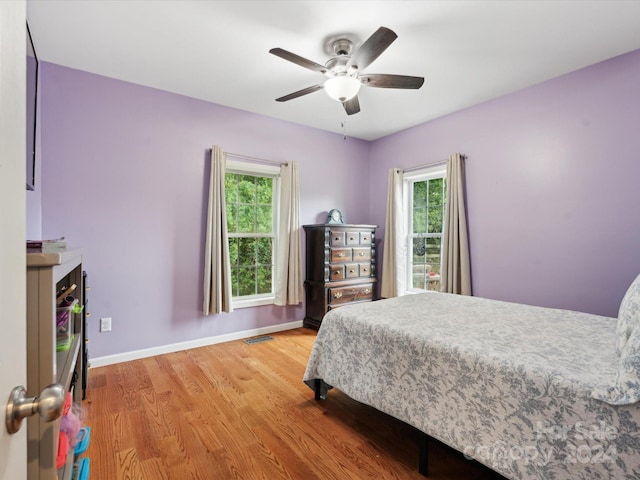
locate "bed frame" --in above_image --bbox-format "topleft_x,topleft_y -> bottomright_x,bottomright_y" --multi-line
312,378 -> 431,475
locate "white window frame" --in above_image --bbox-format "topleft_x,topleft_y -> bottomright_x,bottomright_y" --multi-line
403,164 -> 447,294
226,159 -> 281,308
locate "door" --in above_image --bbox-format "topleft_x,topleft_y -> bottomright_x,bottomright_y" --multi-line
0,0 -> 28,477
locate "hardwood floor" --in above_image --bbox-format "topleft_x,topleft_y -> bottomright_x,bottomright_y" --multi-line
83,328 -> 505,479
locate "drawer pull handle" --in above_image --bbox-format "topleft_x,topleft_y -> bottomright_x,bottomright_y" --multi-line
358,252 -> 365,256
333,292 -> 343,299
362,268 -> 368,272
349,237 -> 355,241
349,270 -> 355,274
337,252 -> 346,257
363,288 -> 371,294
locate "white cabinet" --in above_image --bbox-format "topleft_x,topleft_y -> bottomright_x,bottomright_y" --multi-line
26,249 -> 83,480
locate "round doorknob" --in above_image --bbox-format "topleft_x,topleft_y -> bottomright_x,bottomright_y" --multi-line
5,384 -> 65,434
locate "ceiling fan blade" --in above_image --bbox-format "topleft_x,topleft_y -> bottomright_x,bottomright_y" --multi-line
269,48 -> 328,75
275,84 -> 324,102
348,27 -> 397,71
360,74 -> 425,89
342,95 -> 360,115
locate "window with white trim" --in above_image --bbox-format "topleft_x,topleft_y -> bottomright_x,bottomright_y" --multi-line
405,165 -> 447,293
225,160 -> 280,307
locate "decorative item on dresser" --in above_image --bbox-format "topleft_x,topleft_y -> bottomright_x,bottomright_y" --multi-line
303,223 -> 377,328
326,208 -> 344,224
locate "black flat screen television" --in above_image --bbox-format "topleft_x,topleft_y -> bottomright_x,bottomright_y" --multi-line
26,22 -> 38,191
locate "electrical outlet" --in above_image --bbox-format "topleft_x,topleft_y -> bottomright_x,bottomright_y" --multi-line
100,317 -> 112,332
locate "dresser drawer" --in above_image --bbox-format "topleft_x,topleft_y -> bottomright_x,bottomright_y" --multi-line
331,248 -> 352,263
345,232 -> 360,245
352,247 -> 371,261
345,264 -> 359,278
358,263 -> 372,277
328,284 -> 374,306
329,230 -> 346,246
359,231 -> 373,245
330,265 -> 345,280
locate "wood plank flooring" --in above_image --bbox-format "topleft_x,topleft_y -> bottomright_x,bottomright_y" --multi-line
82,328 -> 506,479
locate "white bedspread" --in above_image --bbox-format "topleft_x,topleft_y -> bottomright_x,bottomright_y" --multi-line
303,293 -> 640,479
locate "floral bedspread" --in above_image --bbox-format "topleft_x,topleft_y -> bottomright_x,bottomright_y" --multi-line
303,293 -> 640,479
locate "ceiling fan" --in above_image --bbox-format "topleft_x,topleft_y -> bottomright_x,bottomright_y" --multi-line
269,26 -> 424,115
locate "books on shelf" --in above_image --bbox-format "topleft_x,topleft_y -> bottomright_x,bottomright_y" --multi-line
27,237 -> 67,253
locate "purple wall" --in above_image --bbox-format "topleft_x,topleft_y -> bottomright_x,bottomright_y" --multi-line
370,48 -> 640,317
34,48 -> 640,358
39,63 -> 370,357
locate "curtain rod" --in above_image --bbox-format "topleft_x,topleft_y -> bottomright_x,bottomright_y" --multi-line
226,151 -> 288,167
402,154 -> 467,173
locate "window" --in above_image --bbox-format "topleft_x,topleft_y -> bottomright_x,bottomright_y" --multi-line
405,165 -> 447,292
224,161 -> 280,307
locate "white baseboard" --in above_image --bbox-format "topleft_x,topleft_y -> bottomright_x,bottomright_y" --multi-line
90,320 -> 304,367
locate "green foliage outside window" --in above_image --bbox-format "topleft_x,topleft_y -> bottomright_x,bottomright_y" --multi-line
225,173 -> 275,298
411,176 -> 446,291
412,177 -> 445,234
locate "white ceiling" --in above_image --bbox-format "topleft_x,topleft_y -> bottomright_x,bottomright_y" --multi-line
27,0 -> 640,141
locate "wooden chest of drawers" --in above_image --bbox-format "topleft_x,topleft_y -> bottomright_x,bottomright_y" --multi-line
303,224 -> 377,328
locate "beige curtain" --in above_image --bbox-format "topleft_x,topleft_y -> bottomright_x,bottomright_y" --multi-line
275,160 -> 304,305
440,153 -> 471,295
203,145 -> 233,314
380,168 -> 406,298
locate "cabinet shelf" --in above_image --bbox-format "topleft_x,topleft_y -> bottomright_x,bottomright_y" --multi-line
27,249 -> 84,480
56,335 -> 81,391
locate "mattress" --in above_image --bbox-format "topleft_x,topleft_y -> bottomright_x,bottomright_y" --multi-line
303,292 -> 640,479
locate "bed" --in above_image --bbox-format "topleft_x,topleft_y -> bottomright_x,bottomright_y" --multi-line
303,275 -> 640,479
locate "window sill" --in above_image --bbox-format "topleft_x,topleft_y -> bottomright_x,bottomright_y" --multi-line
404,289 -> 438,295
232,295 -> 275,309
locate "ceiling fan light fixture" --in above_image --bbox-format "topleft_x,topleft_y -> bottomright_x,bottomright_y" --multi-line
324,75 -> 361,102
